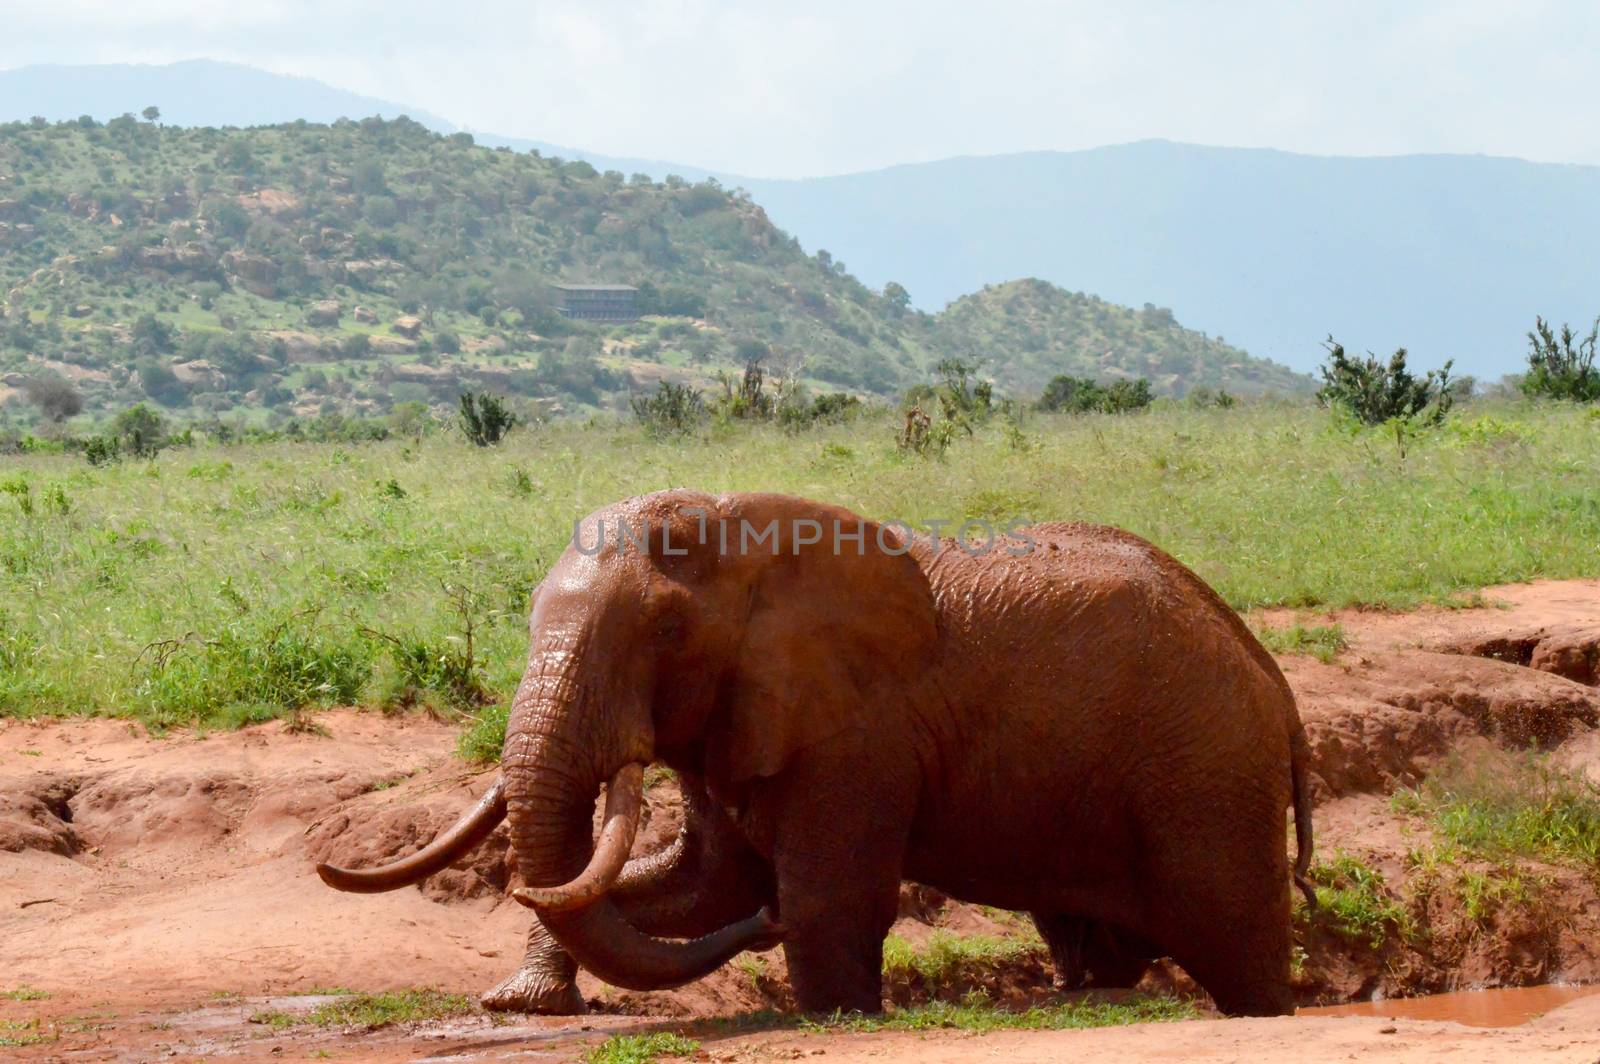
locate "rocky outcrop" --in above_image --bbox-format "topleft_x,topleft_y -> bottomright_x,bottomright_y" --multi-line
305,299 -> 342,327
221,250 -> 281,297
392,314 -> 423,339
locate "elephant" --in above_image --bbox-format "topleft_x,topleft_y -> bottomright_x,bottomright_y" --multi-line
318,490 -> 1315,1016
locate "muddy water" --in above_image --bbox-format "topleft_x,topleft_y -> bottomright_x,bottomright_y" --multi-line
1304,985 -> 1600,1027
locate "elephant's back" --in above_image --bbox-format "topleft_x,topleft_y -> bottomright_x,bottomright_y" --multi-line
914,520 -> 1297,787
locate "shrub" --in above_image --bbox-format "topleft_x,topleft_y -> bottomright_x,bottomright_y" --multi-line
113,403 -> 169,458
457,391 -> 516,446
1521,316 -> 1600,402
23,371 -> 83,421
1317,338 -> 1453,426
1101,378 -> 1153,414
1037,375 -> 1154,414
631,380 -> 705,435
712,359 -> 777,420
1038,375 -> 1104,414
1186,386 -> 1237,410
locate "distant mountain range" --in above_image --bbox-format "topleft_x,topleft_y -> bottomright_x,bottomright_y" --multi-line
5,59 -> 1598,380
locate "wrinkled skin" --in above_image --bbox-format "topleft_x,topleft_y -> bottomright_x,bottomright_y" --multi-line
325,490 -> 1314,1016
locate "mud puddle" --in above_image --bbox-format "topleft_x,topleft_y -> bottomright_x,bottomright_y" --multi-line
1305,985 -> 1600,1027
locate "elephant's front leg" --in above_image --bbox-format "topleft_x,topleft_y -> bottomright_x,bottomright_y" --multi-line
764,745 -> 916,1014
481,919 -> 586,1014
481,773 -> 774,1014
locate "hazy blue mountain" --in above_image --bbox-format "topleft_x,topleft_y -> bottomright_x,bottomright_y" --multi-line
737,142 -> 1600,379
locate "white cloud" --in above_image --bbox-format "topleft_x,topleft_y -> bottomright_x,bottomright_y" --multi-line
3,0 -> 1600,176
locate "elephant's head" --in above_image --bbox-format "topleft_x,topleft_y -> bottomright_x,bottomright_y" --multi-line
502,489 -> 938,989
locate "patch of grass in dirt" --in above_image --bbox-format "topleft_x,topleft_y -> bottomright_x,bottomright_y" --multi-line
806,991 -> 1198,1033
1392,750 -> 1600,867
1296,854 -> 1416,948
247,1008 -> 300,1031
586,1032 -> 700,1064
1456,867 -> 1547,924
0,1018 -> 55,1048
251,989 -> 474,1030
1405,845 -> 1551,926
881,931 -> 1048,997
308,989 -> 474,1028
1,986 -> 50,1001
1252,622 -> 1348,663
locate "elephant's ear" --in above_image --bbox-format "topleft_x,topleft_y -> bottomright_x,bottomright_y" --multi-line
708,494 -> 940,783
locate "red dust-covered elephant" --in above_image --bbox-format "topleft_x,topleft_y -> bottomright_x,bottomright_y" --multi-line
318,490 -> 1314,1015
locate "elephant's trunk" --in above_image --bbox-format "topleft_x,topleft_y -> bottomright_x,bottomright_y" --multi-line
512,762 -> 642,910
502,641 -> 781,990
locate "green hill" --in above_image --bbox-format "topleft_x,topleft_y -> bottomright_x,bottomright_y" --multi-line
928,279 -> 1307,396
0,116 -> 1307,424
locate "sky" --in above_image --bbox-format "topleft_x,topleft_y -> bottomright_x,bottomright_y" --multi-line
4,1 -> 1600,178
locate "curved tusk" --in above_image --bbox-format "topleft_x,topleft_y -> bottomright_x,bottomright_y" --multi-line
316,777 -> 507,893
513,762 -> 644,912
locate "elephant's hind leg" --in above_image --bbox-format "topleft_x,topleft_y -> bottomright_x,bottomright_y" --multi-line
1031,913 -> 1154,990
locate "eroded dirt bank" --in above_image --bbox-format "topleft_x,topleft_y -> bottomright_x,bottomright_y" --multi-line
4,578 -> 1600,1060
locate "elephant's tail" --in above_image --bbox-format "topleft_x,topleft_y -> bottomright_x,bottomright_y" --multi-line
316,776 -> 507,893
1290,725 -> 1317,910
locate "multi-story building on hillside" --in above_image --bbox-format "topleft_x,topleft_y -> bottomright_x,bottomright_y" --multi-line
552,284 -> 639,322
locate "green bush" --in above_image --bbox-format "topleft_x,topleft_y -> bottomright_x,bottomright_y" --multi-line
1037,375 -> 1154,414
631,380 -> 705,435
458,391 -> 517,446
113,403 -> 170,457
1522,316 -> 1600,402
1317,338 -> 1453,426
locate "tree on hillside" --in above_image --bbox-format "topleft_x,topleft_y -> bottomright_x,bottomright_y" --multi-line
885,281 -> 911,317
141,106 -> 161,123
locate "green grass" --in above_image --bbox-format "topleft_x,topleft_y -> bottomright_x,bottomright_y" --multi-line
881,931 -> 1047,996
1392,750 -> 1600,867
806,993 -> 1197,1032
1,986 -> 49,1001
1297,853 -> 1416,948
250,989 -> 474,1030
1253,622 -> 1348,663
2,402 -> 1598,730
586,1032 -> 700,1064
1456,866 -> 1545,924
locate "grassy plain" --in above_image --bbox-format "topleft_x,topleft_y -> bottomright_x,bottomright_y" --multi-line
1,401 -> 1597,728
